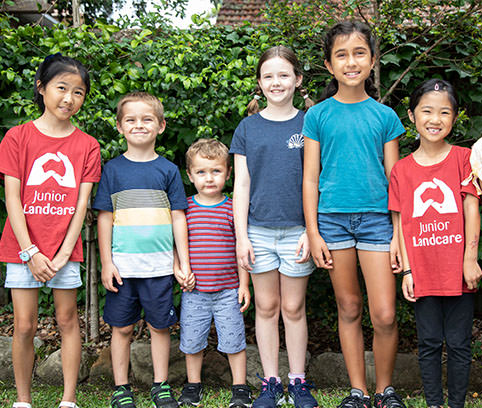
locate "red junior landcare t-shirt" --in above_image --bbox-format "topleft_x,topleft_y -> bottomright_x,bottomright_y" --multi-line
389,146 -> 477,297
0,121 -> 101,263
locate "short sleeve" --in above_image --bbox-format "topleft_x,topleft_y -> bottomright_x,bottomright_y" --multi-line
166,167 -> 188,210
81,139 -> 101,183
388,164 -> 401,212
0,128 -> 21,179
384,109 -> 405,144
229,120 -> 247,155
461,148 -> 478,198
302,107 -> 320,142
92,165 -> 113,212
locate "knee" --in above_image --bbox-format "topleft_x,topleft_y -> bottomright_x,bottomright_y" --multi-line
56,309 -> 79,333
281,299 -> 305,322
371,308 -> 397,332
14,318 -> 37,340
256,298 -> 280,320
336,296 -> 362,323
113,325 -> 135,338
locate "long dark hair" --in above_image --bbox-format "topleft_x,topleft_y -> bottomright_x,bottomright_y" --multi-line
320,21 -> 378,102
34,53 -> 90,112
409,79 -> 458,113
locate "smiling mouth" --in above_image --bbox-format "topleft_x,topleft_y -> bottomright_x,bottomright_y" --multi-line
427,127 -> 441,134
345,72 -> 360,77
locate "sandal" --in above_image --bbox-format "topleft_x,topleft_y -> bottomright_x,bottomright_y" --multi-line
58,403 -> 79,408
13,404 -> 32,408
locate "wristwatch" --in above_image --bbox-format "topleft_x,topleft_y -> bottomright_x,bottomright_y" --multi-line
18,244 -> 39,262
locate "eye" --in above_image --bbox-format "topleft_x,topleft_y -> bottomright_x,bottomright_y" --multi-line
75,90 -> 84,96
144,118 -> 153,122
196,170 -> 205,175
57,85 -> 66,91
126,118 -> 134,123
213,169 -> 221,174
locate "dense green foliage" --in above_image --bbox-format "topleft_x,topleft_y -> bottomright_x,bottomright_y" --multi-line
1,1 -> 482,339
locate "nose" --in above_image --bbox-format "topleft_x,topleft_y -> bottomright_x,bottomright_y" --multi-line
63,92 -> 72,104
206,172 -> 214,181
347,52 -> 356,66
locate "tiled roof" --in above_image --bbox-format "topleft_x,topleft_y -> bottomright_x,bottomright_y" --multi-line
216,0 -> 268,26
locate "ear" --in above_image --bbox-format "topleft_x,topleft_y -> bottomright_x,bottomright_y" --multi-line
187,169 -> 194,183
295,74 -> 303,89
407,109 -> 415,124
116,121 -> 124,135
226,165 -> 232,180
324,60 -> 334,76
453,113 -> 458,125
370,55 -> 376,70
158,119 -> 166,135
36,80 -> 44,95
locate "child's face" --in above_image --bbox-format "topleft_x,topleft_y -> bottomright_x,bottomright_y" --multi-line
38,73 -> 86,122
325,32 -> 374,91
258,56 -> 302,108
117,101 -> 166,150
187,154 -> 231,201
408,91 -> 457,144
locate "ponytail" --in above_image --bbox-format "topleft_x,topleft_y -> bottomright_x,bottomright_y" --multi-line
247,85 -> 262,116
299,87 -> 315,110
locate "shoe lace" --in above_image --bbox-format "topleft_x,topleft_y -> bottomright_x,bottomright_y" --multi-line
255,374 -> 277,398
380,392 -> 405,408
292,380 -> 315,398
339,395 -> 365,408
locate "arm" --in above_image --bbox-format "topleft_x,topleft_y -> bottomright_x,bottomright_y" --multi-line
172,209 -> 194,289
398,213 -> 416,302
463,194 -> 482,290
295,231 -> 311,263
51,182 -> 93,270
384,138 -> 402,274
232,154 -> 255,270
5,175 -> 56,282
237,264 -> 251,312
173,246 -> 195,291
302,137 -> 332,269
97,210 -> 122,292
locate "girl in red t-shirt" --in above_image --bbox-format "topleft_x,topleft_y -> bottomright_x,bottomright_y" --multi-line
0,54 -> 101,408
389,79 -> 481,408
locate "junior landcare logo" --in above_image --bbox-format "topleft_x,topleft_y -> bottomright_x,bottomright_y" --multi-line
23,152 -> 76,216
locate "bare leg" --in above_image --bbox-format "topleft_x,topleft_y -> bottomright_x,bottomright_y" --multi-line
251,270 -> 281,378
185,350 -> 203,383
227,350 -> 247,385
358,250 -> 398,393
329,248 -> 367,394
11,288 -> 39,403
280,274 -> 309,374
149,323 -> 170,383
53,288 -> 81,404
111,324 -> 135,385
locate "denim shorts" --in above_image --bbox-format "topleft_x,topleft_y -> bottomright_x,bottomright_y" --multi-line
5,261 -> 81,289
247,225 -> 315,277
103,276 -> 177,329
317,212 -> 392,252
180,288 -> 246,355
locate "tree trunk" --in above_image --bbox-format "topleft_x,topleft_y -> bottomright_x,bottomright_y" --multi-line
373,0 -> 381,100
72,0 -> 81,27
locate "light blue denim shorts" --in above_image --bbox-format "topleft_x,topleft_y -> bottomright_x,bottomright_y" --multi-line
317,212 -> 392,252
180,288 -> 246,355
5,261 -> 81,289
247,225 -> 315,277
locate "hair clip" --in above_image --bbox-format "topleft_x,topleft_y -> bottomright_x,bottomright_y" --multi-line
434,83 -> 440,91
44,52 -> 62,62
303,94 -> 309,100
254,95 -> 261,100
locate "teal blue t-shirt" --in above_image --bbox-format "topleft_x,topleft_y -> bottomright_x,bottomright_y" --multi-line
302,97 -> 405,213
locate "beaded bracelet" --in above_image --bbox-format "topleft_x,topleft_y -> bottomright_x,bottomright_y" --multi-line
401,269 -> 412,276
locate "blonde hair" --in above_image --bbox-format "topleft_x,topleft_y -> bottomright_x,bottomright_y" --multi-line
247,45 -> 315,116
186,138 -> 230,172
116,91 -> 164,123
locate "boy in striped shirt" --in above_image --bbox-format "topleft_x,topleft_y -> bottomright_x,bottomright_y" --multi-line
177,138 -> 251,407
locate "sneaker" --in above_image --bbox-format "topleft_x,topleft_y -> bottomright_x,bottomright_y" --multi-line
110,385 -> 136,408
230,384 -> 253,407
151,382 -> 178,408
252,376 -> 285,408
373,386 -> 406,408
178,382 -> 203,406
337,389 -> 371,408
288,378 -> 319,408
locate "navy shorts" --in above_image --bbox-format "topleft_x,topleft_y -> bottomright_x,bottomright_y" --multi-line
317,212 -> 392,252
103,275 -> 177,329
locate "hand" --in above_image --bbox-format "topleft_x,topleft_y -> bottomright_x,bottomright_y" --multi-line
51,250 -> 71,271
389,236 -> 402,274
295,231 -> 311,264
402,273 -> 416,302
463,258 -> 482,290
27,252 -> 57,282
101,262 -> 122,292
307,232 -> 333,269
238,285 -> 251,313
174,265 -> 195,292
236,237 -> 255,271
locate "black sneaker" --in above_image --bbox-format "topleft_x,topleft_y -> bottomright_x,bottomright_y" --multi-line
373,386 -> 406,408
230,384 -> 253,408
178,382 -> 203,406
151,382 -> 178,408
110,385 -> 136,408
337,389 -> 371,408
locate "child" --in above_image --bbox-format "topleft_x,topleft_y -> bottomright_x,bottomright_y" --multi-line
389,79 -> 481,408
93,92 -> 190,408
230,46 -> 319,408
302,21 -> 406,408
177,138 -> 252,408
0,54 -> 101,408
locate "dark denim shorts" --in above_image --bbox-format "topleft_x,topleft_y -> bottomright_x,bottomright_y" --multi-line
317,212 -> 392,252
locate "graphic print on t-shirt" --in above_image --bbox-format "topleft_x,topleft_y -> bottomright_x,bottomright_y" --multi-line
286,133 -> 304,149
23,151 -> 76,216
412,177 -> 457,218
26,151 -> 76,188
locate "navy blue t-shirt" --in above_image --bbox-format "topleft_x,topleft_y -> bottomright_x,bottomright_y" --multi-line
230,111 -> 305,227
